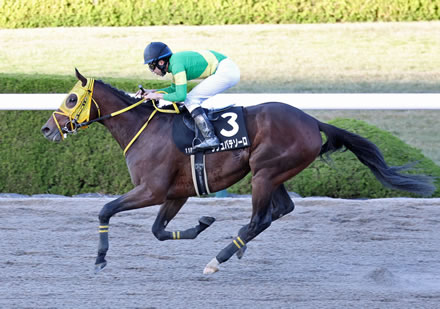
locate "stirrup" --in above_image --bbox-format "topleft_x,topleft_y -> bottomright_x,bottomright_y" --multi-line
194,137 -> 220,150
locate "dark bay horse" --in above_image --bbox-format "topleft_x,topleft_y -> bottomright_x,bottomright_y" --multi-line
41,69 -> 435,274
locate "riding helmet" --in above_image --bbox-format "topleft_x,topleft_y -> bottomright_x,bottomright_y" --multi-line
143,42 -> 173,64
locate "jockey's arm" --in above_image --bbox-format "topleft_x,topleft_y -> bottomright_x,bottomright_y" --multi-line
161,71 -> 188,102
157,84 -> 175,95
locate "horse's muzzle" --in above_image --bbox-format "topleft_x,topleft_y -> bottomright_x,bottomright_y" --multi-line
41,124 -> 62,142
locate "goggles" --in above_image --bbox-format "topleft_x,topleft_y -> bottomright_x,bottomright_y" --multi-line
148,61 -> 157,71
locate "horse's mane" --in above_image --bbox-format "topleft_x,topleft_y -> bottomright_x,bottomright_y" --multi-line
96,80 -> 153,112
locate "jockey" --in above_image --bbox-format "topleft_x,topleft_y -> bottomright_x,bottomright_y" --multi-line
138,42 -> 240,150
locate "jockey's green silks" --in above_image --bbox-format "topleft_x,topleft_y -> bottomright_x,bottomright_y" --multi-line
158,50 -> 227,102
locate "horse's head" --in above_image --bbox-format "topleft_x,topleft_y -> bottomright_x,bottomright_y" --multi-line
41,69 -> 101,142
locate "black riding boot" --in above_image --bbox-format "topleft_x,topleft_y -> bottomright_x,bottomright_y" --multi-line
191,107 -> 220,150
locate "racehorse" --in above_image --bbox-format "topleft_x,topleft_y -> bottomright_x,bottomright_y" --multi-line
41,69 -> 435,274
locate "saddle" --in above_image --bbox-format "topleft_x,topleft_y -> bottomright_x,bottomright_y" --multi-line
172,104 -> 250,155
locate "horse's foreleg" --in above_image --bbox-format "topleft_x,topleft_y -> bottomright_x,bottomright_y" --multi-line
204,176 -> 274,274
95,185 -> 165,274
151,198 -> 215,241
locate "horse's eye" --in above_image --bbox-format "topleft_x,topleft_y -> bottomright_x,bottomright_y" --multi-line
66,95 -> 78,108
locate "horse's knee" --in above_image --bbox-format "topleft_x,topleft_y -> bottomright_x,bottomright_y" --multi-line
98,200 -> 122,223
98,208 -> 111,224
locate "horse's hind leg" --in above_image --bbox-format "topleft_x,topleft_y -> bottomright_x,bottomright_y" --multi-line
151,198 -> 215,241
204,175 -> 275,274
270,183 -> 295,220
235,184 -> 294,259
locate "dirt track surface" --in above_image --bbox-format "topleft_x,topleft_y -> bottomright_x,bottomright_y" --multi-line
1,197 -> 439,309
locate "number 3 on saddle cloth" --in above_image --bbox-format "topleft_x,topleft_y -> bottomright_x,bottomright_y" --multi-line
172,105 -> 251,196
172,105 -> 250,155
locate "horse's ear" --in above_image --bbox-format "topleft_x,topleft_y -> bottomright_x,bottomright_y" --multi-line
75,68 -> 87,87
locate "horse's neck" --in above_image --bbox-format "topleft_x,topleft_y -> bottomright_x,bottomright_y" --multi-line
94,87 -> 151,151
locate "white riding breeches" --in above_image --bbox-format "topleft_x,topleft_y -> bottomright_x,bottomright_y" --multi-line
184,58 -> 240,113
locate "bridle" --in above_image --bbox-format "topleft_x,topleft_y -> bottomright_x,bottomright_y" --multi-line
52,78 -> 101,139
53,78 -> 180,155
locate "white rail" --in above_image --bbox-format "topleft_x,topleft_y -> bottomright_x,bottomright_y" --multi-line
0,93 -> 439,110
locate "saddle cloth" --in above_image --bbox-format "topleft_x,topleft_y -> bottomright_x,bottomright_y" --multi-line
172,106 -> 250,155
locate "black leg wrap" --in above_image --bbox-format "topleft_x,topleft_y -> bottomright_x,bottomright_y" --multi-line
95,252 -> 107,265
170,217 -> 215,240
153,216 -> 215,241
172,228 -> 198,240
199,216 -> 215,230
98,232 -> 109,250
95,221 -> 110,274
236,245 -> 247,260
96,225 -> 109,264
216,237 -> 246,263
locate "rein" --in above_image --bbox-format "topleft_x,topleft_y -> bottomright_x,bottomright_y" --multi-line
122,96 -> 181,156
55,80 -> 180,156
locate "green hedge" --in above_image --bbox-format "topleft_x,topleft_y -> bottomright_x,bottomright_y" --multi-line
0,73 -> 174,94
0,73 -> 192,196
0,110 -> 133,196
1,0 -> 439,28
1,112 -> 438,197
1,74 -> 439,197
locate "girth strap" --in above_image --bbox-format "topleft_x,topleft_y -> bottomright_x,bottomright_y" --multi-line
190,153 -> 211,196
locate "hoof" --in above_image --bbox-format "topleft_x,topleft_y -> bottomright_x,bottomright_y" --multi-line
94,261 -> 107,274
203,257 -> 220,275
236,245 -> 247,260
199,216 -> 216,227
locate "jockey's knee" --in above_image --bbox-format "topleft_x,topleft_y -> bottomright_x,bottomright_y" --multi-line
184,97 -> 202,114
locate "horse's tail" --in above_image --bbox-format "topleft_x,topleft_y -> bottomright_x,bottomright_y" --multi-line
317,121 -> 436,197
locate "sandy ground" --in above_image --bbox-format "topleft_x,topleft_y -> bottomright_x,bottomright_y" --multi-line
0,196 -> 439,309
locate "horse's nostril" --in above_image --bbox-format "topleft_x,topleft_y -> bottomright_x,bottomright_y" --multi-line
41,126 -> 50,135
